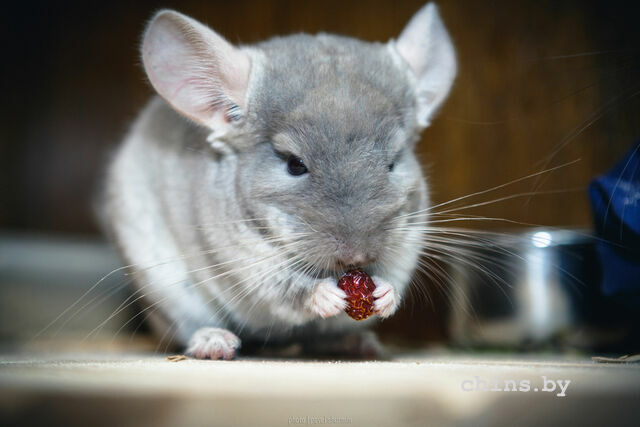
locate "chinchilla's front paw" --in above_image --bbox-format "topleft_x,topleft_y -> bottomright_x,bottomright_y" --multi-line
186,327 -> 241,360
305,278 -> 347,318
372,276 -> 400,318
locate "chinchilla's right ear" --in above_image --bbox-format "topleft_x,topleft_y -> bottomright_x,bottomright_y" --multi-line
141,10 -> 250,136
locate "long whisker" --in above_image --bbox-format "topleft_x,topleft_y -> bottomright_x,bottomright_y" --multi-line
393,159 -> 581,222
49,232 -> 312,338
87,239 -> 309,340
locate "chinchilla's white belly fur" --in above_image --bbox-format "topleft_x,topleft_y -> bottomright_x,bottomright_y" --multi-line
104,98 -> 370,346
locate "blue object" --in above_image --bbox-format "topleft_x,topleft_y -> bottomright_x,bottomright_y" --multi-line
589,142 -> 640,296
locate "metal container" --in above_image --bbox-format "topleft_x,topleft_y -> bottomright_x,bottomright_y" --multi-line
447,228 -> 599,347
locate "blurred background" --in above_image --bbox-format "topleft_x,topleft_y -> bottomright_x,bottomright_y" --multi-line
1,0 -> 639,353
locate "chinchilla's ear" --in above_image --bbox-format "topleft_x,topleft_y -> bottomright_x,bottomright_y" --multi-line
393,3 -> 456,127
141,10 -> 250,134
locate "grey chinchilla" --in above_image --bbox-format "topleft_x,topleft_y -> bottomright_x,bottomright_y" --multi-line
102,3 -> 456,359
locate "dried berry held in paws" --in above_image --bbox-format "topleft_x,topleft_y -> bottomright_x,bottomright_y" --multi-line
337,269 -> 377,321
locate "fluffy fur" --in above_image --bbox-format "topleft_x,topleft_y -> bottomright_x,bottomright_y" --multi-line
103,3 -> 456,358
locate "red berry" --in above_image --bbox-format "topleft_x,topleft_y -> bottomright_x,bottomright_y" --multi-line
337,269 -> 376,321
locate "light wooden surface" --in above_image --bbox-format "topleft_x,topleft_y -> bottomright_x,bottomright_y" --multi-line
1,350 -> 639,426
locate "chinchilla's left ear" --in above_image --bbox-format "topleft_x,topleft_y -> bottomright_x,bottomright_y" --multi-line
141,10 -> 250,135
393,3 -> 457,127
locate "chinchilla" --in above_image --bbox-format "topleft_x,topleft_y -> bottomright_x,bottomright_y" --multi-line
102,3 -> 456,359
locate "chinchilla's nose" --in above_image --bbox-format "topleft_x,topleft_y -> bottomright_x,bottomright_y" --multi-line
340,253 -> 366,266
334,249 -> 373,269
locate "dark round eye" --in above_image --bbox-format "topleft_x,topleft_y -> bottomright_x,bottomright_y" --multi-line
388,162 -> 395,172
287,155 -> 308,176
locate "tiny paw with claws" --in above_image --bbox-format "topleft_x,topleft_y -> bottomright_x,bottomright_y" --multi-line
306,278 -> 347,318
372,277 -> 400,318
186,327 -> 241,360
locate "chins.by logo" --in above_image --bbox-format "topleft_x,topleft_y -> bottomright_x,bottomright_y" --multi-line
461,376 -> 571,397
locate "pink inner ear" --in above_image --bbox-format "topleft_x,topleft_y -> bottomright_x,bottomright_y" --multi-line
396,37 -> 427,79
216,45 -> 251,110
395,4 -> 436,78
142,10 -> 250,129
394,4 -> 456,127
170,78 -> 196,102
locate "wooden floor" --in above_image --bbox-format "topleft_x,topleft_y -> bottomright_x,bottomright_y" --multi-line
1,349 -> 639,427
1,235 -> 639,426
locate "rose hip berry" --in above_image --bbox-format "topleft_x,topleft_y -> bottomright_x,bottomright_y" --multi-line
337,269 -> 376,321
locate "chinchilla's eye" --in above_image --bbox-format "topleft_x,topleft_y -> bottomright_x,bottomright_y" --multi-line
287,155 -> 308,176
389,151 -> 403,172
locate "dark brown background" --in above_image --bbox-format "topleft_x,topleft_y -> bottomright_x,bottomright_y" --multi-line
1,1 -> 639,343
2,0 -> 639,234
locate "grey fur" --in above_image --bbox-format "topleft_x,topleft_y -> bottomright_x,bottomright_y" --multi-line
102,3 -> 455,351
